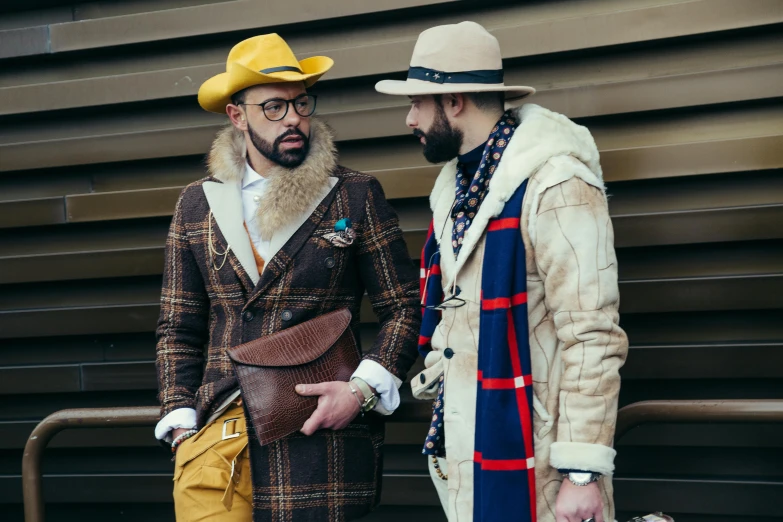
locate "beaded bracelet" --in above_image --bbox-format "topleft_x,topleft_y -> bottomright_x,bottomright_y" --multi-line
171,429 -> 198,455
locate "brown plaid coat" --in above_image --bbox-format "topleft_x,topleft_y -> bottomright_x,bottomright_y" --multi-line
155,120 -> 421,521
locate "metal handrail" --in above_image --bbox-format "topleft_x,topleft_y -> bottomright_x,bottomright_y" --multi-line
22,399 -> 783,521
22,406 -> 160,522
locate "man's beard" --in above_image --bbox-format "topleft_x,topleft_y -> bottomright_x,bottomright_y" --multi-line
413,104 -> 463,164
248,124 -> 310,168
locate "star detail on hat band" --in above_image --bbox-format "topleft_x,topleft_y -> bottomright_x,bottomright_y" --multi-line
408,66 -> 504,85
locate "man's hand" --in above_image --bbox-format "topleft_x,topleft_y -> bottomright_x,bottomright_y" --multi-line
296,381 -> 361,436
555,479 -> 604,522
171,427 -> 190,441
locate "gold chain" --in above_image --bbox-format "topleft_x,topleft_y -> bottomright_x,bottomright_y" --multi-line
207,210 -> 231,271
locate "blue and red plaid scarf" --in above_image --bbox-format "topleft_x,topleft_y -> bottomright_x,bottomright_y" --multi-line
419,127 -> 536,521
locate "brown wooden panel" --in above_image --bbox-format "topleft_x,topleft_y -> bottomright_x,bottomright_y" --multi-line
6,52 -> 781,120
0,167 -> 91,201
620,274 -> 783,313
0,124 -> 217,172
619,379 -> 783,407
80,361 -> 156,392
0,423 -> 164,450
0,276 -> 161,310
3,0 -> 778,102
0,196 -> 64,228
0,364 -> 79,394
0,337 -> 101,366
0,333 -> 153,366
621,309 -> 783,345
0,305 -> 159,339
102,333 -> 157,361
616,240 -> 783,280
48,0 -> 464,53
602,134 -> 783,182
0,26 -> 49,59
613,204 -> 783,248
0,390 -> 159,421
537,62 -> 783,118
616,446 -> 783,479
0,246 -> 164,285
618,423 -> 783,449
0,0 -> 74,14
607,169 -> 783,215
614,478 -> 782,517
622,343 -> 783,379
89,156 -> 206,193
0,219 -> 168,258
66,187 -> 182,222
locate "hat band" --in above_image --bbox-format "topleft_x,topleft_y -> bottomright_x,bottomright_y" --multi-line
407,66 -> 504,85
260,66 -> 304,74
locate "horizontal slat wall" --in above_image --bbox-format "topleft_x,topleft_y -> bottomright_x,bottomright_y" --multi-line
0,0 -> 782,520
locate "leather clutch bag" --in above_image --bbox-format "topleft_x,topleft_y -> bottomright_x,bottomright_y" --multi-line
227,308 -> 360,446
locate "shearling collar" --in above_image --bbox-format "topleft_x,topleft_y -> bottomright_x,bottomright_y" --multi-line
206,118 -> 338,237
429,104 -> 604,282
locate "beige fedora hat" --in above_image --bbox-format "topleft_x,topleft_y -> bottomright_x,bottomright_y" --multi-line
375,21 -> 534,101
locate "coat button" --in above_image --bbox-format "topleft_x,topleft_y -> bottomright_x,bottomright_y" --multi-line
444,348 -> 454,359
325,257 -> 335,269
281,310 -> 293,321
243,310 -> 255,322
420,374 -> 426,384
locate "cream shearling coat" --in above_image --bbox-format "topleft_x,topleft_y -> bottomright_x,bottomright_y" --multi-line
411,104 -> 629,522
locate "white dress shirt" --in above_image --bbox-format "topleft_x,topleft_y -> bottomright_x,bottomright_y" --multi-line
155,162 -> 402,441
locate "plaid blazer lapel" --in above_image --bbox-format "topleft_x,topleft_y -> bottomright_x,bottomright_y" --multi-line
202,179 -> 259,291
247,178 -> 341,303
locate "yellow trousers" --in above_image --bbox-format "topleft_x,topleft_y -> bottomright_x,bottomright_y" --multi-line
173,402 -> 252,521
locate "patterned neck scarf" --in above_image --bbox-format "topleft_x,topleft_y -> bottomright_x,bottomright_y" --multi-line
451,110 -> 518,257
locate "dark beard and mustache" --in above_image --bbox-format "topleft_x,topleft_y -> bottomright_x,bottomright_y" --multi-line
413,103 -> 463,164
247,124 -> 310,168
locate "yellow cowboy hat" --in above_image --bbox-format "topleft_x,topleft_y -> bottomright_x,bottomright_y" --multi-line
198,33 -> 333,114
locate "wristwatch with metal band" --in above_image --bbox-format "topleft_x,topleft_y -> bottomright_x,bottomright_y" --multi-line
565,471 -> 600,486
351,377 -> 379,413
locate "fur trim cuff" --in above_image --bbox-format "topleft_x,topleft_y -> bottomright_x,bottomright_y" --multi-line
549,441 -> 616,476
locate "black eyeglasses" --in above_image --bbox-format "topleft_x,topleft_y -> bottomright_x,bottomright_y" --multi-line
239,94 -> 317,122
425,286 -> 466,310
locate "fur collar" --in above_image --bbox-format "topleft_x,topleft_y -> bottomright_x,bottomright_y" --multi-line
430,104 -> 604,283
206,118 -> 337,237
